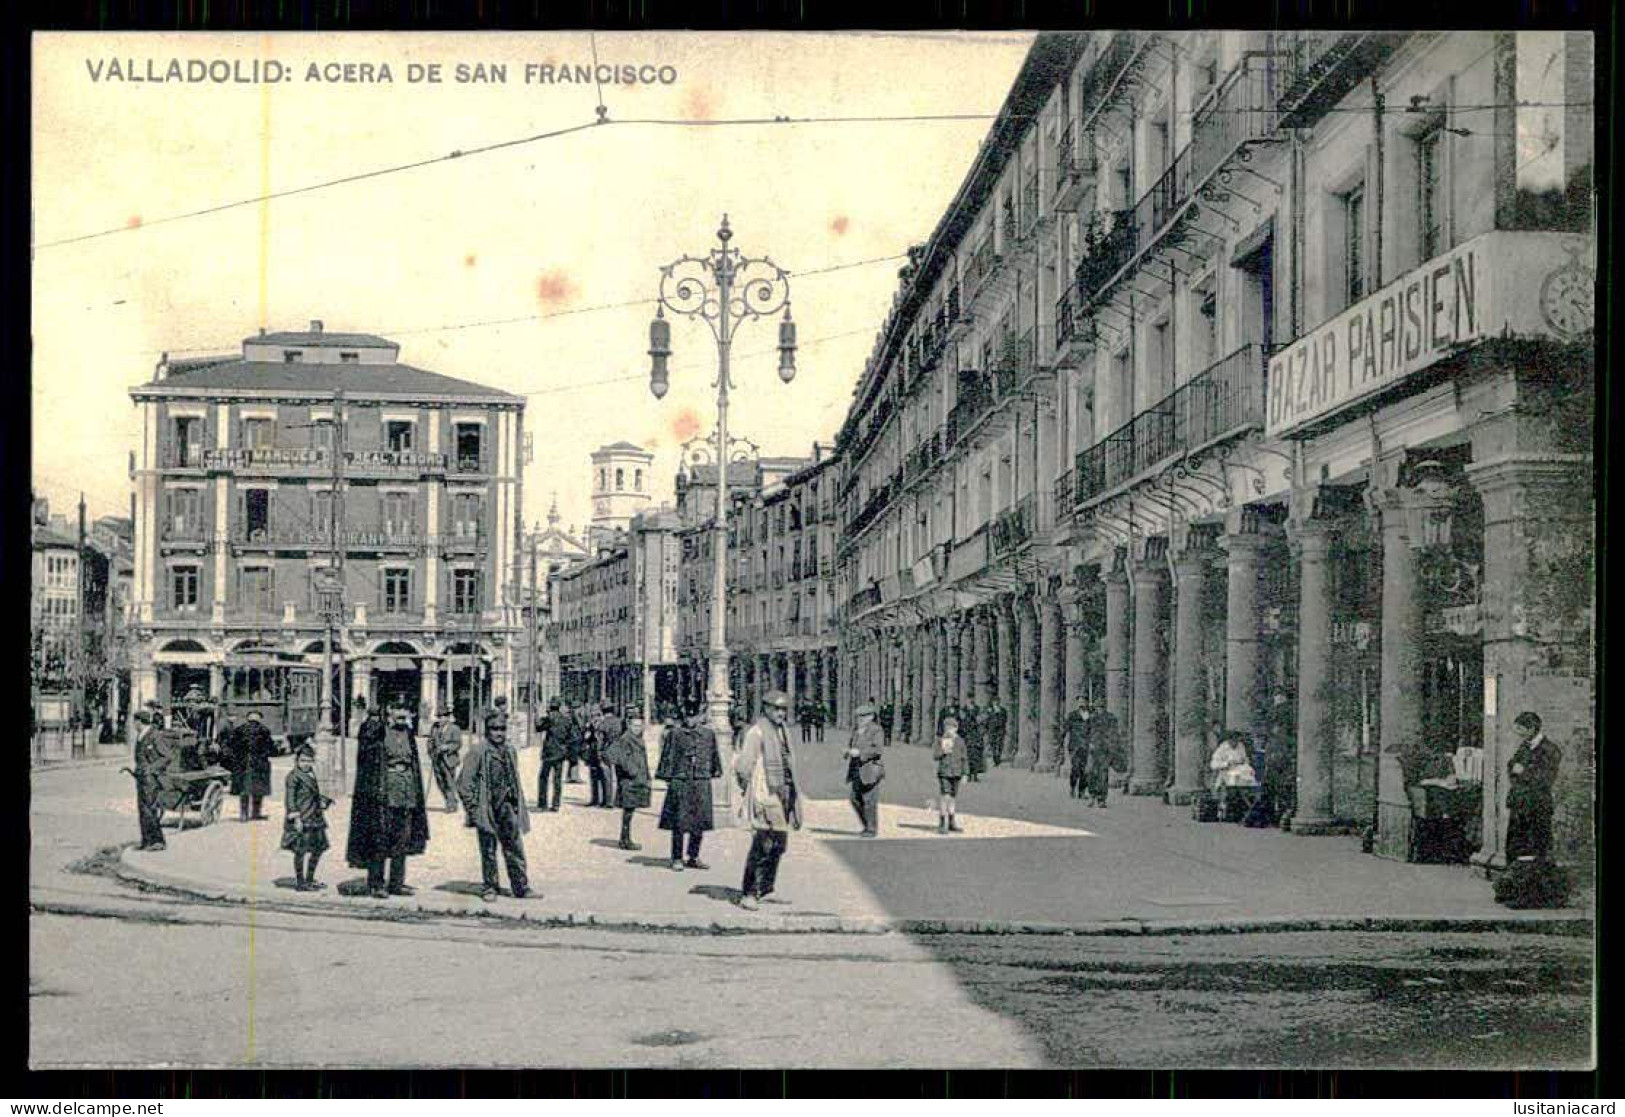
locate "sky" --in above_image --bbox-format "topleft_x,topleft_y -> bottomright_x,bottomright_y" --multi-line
31,30 -> 1035,534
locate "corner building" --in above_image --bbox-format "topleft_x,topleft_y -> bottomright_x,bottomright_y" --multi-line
835,31 -> 1594,871
127,322 -> 527,730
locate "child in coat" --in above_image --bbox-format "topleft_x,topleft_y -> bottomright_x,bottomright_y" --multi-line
282,744 -> 334,891
936,715 -> 968,834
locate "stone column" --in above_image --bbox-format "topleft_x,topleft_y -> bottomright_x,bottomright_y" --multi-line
988,598 -> 1014,754
944,621 -> 962,712
1017,595 -> 1041,767
973,611 -> 994,705
1169,546 -> 1212,805
1289,519 -> 1338,833
1061,587 -> 1088,714
1038,595 -> 1064,770
1370,485 -> 1429,858
936,622 -> 953,721
917,623 -> 935,742
1468,454 -> 1593,871
1128,552 -> 1169,794
786,651 -> 798,721
1224,527 -> 1268,737
1103,562 -> 1131,727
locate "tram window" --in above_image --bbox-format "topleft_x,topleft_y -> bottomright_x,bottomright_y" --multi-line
266,671 -> 283,701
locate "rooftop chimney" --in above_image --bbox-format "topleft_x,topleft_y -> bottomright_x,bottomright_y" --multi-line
259,326 -> 267,337
310,319 -> 323,334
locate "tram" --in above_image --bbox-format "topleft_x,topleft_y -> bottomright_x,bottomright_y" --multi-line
218,651 -> 322,754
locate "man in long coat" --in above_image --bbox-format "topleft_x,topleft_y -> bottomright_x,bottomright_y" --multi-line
845,702 -> 885,836
1063,696 -> 1091,799
735,690 -> 802,911
1507,711 -> 1563,861
457,709 -> 531,902
347,700 -> 431,898
603,705 -> 653,851
985,701 -> 1009,767
656,708 -> 721,870
963,704 -> 986,781
1083,700 -> 1121,807
232,710 -> 275,821
589,702 -> 623,809
534,700 -> 567,811
426,704 -> 462,813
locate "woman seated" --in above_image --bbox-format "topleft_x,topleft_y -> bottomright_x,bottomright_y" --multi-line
1208,731 -> 1259,820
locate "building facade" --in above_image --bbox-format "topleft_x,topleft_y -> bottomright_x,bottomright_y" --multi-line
551,508 -> 682,713
512,496 -> 592,713
834,31 -> 1594,871
127,321 -> 527,731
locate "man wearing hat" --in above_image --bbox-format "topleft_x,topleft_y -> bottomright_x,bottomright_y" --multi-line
845,703 -> 886,837
130,703 -> 172,851
534,699 -> 567,811
457,708 -> 531,902
589,701 -> 622,809
426,704 -> 463,813
603,704 -> 653,850
347,699 -> 431,899
656,706 -> 721,871
233,709 -> 276,821
734,690 -> 802,911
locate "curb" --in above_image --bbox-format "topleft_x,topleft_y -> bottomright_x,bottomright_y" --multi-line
112,848 -> 1593,938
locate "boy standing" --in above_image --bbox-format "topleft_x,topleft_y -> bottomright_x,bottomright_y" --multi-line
281,744 -> 334,891
935,714 -> 967,834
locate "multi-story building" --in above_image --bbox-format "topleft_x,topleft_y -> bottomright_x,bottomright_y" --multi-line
726,446 -> 844,721
31,506 -> 82,729
551,508 -> 682,712
127,321 -> 527,730
835,31 -> 1594,872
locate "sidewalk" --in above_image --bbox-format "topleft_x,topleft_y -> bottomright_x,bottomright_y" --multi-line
116,728 -> 1592,935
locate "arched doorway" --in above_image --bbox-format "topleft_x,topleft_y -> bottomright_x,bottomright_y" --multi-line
155,639 -> 211,705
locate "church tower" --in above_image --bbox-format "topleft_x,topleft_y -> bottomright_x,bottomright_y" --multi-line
588,441 -> 654,550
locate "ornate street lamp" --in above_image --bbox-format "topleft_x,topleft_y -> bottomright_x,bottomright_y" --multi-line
648,215 -> 795,815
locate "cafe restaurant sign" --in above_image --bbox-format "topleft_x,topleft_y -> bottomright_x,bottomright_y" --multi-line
1266,232 -> 1590,438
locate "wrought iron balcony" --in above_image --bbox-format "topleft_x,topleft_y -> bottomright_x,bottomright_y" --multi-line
1277,32 -> 1403,130
848,583 -> 882,616
989,493 -> 1036,559
963,235 -> 1001,302
1020,169 -> 1041,240
160,521 -> 212,547
1053,121 -> 1098,212
944,370 -> 994,452
158,442 -> 210,470
1072,343 -> 1267,507
1052,470 -> 1075,521
903,428 -> 945,485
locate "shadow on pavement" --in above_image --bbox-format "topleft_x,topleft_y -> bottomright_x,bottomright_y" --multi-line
435,880 -> 488,897
688,884 -> 740,905
626,855 -> 676,870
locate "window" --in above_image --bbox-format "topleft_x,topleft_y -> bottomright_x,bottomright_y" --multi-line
383,568 -> 411,613
171,566 -> 199,611
240,565 -> 276,614
339,352 -> 360,364
1345,184 -> 1367,306
311,419 -> 335,451
452,492 -> 483,537
1150,319 -> 1173,402
382,492 -> 415,535
172,417 -> 202,466
1112,347 -> 1134,431
386,420 -> 414,452
635,468 -> 644,491
167,487 -> 202,535
243,488 -> 270,540
455,424 -> 483,470
311,491 -> 334,538
241,418 -> 273,450
616,468 -> 625,490
599,469 -> 607,490
283,350 -> 303,363
1418,126 -> 1445,260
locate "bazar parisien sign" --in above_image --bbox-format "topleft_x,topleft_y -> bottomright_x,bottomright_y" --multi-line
1265,232 -> 1588,438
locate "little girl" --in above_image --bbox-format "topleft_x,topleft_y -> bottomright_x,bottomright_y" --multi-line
282,744 -> 334,891
936,714 -> 967,834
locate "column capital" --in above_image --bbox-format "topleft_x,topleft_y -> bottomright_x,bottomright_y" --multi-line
1287,516 -> 1338,560
1130,557 -> 1170,587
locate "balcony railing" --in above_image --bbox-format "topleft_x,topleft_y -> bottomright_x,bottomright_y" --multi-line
160,522 -> 211,546
1053,121 -> 1098,212
452,451 -> 491,474
990,493 -> 1036,558
1020,170 -> 1041,239
1052,469 -> 1075,521
849,584 -> 882,615
1072,343 -> 1267,507
158,442 -> 209,469
964,236 -> 1001,300
945,285 -> 963,327
1277,33 -> 1401,130
944,371 -> 994,451
903,428 -> 945,485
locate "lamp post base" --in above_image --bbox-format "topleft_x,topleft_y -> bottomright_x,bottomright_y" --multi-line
708,654 -> 738,827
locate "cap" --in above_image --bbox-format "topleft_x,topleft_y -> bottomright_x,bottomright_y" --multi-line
624,704 -> 642,719
494,696 -> 509,707
438,704 -> 453,715
854,702 -> 876,717
764,690 -> 790,711
601,701 -> 615,713
484,711 -> 510,730
294,743 -> 318,760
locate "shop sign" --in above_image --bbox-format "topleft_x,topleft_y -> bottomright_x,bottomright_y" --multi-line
1266,232 -> 1591,438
